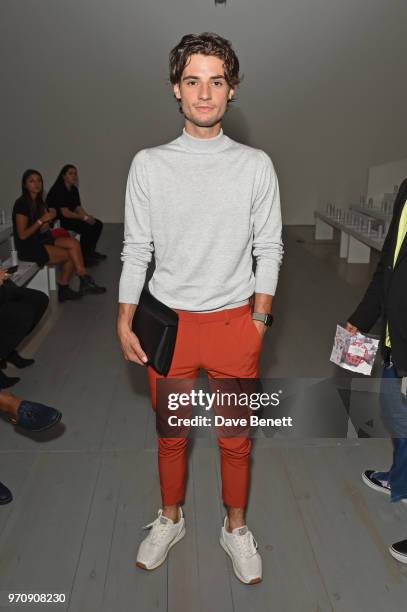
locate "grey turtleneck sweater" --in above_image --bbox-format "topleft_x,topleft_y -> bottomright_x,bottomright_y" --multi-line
119,128 -> 283,311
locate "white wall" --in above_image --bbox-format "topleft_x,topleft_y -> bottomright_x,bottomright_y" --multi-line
367,158 -> 407,207
1,0 -> 407,224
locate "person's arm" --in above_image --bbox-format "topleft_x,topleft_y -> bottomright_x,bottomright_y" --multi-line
252,293 -> 273,337
347,179 -> 407,333
251,152 -> 284,336
76,205 -> 95,224
117,303 -> 147,364
117,150 -> 154,363
60,205 -> 85,220
15,211 -> 54,241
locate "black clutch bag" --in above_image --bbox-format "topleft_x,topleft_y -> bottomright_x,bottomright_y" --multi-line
132,289 -> 179,375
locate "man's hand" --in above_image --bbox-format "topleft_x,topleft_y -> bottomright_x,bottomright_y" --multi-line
252,319 -> 267,340
117,323 -> 148,365
345,322 -> 359,335
117,303 -> 148,365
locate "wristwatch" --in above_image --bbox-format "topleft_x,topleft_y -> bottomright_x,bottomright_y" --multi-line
252,312 -> 274,327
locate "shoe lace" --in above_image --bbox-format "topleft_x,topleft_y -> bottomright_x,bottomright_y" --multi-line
142,514 -> 172,546
234,530 -> 258,558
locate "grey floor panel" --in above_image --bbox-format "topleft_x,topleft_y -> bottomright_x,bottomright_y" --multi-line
167,455 -> 200,612
283,445 -> 407,611
101,362 -> 153,452
180,446 -> 234,612
0,451 -> 37,535
98,450 -> 166,612
0,451 -> 101,604
67,451 -> 128,612
230,447 -> 333,612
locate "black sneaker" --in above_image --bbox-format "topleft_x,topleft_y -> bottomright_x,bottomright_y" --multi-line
58,284 -> 82,303
79,274 -> 106,295
362,470 -> 391,496
389,539 -> 407,564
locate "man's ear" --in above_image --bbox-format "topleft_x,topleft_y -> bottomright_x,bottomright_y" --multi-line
228,87 -> 235,101
173,83 -> 181,101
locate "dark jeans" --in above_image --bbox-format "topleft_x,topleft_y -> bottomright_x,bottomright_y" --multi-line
0,281 -> 49,361
60,218 -> 103,256
374,365 -> 407,502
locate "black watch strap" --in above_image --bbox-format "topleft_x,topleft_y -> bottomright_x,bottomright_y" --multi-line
252,312 -> 274,327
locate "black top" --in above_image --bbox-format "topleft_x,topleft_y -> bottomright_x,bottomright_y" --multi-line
46,181 -> 81,216
12,196 -> 53,255
348,178 -> 407,375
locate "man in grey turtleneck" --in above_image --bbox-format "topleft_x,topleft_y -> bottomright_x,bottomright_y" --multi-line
117,32 -> 283,585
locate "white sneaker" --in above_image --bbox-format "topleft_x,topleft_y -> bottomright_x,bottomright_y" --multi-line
136,507 -> 185,570
220,516 -> 262,584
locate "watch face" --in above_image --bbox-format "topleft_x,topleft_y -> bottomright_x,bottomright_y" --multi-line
265,314 -> 274,327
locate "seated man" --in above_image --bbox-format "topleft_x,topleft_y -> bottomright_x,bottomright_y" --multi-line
0,268 -> 49,388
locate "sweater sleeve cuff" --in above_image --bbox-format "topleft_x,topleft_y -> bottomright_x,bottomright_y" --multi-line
118,265 -> 145,304
254,265 -> 279,296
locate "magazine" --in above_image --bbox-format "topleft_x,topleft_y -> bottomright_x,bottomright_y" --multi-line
330,325 -> 379,375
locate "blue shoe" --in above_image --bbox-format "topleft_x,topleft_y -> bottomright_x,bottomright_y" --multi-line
12,401 -> 62,432
0,481 -> 12,505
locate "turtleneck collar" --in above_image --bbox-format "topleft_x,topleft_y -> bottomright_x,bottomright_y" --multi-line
178,127 -> 230,154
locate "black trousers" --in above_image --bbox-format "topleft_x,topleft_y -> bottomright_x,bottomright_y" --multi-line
60,218 -> 103,256
0,282 -> 49,359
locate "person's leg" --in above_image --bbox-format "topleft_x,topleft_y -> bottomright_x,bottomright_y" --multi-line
53,236 -> 106,294
376,365 -> 407,502
87,219 -> 103,254
54,236 -> 86,276
0,284 -> 49,367
202,305 -> 262,584
0,301 -> 38,360
147,315 -> 200,520
203,306 -> 261,529
6,284 -> 49,335
136,315 -> 199,571
44,245 -> 74,285
61,218 -> 100,258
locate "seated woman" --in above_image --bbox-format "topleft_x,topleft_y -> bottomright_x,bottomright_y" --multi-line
46,164 -> 106,266
12,169 -> 106,302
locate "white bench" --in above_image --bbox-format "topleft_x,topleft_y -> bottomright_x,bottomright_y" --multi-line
314,210 -> 385,264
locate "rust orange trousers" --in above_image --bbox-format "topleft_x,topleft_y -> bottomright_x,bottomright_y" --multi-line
147,304 -> 261,508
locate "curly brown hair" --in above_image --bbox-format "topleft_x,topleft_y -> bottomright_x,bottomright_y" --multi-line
169,32 -> 241,88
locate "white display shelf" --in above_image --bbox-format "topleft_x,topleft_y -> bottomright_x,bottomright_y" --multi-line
349,204 -> 391,222
314,211 -> 385,264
